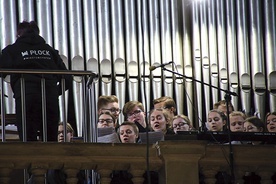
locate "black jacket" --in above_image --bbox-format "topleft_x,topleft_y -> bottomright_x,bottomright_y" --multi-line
0,32 -> 72,98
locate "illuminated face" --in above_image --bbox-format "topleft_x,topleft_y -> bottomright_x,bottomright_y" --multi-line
57,125 -> 73,142
154,101 -> 166,109
99,102 -> 121,121
172,117 -> 190,134
150,110 -> 168,132
154,102 -> 174,119
218,105 -> 233,115
244,122 -> 261,132
230,115 -> 244,132
119,125 -> 138,143
97,114 -> 115,128
206,112 -> 225,131
266,114 -> 276,132
127,106 -> 146,128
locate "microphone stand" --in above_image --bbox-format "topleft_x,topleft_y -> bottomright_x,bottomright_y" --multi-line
161,66 -> 237,183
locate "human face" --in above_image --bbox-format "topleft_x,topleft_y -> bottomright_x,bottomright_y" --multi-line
99,102 -> 121,120
119,125 -> 138,143
150,110 -> 168,132
57,125 -> 73,142
154,102 -> 174,119
206,112 -> 225,131
172,117 -> 190,134
218,105 -> 233,115
244,122 -> 261,132
266,114 -> 276,132
230,115 -> 244,132
127,106 -> 146,128
97,114 -> 115,128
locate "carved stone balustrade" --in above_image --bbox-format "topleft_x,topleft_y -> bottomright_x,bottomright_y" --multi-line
0,141 -> 275,184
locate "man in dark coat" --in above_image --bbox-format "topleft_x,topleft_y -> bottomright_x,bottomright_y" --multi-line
0,21 -> 72,141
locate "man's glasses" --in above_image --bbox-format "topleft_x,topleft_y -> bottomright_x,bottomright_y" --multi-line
101,108 -> 122,114
128,109 -> 142,118
172,122 -> 189,129
98,119 -> 114,124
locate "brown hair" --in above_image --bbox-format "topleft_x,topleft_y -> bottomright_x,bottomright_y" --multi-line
208,109 -> 227,122
172,114 -> 192,126
265,112 -> 276,131
213,100 -> 235,111
97,95 -> 118,111
153,96 -> 176,115
117,121 -> 139,136
98,111 -> 116,123
123,101 -> 145,117
229,111 -> 246,120
244,116 -> 265,132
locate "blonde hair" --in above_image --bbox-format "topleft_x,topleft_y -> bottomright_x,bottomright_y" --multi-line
172,114 -> 192,126
58,122 -> 75,136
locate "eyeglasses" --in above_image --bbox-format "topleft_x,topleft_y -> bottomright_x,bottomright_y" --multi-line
98,119 -> 114,124
172,122 -> 189,129
128,109 -> 143,118
101,108 -> 122,114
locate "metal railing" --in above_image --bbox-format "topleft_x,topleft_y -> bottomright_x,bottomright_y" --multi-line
0,69 -> 97,142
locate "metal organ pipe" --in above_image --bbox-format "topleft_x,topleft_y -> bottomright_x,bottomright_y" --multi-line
0,0 -> 17,114
192,0 -> 203,127
125,0 -> 139,102
138,0 -> 151,113
208,0 -> 219,108
111,0 -> 126,124
98,0 -> 112,95
149,0 -> 162,100
160,0 -> 173,98
200,0 -> 211,118
264,0 -> 276,112
83,0 -> 99,142
36,0 -> 52,46
182,0 -> 194,126
68,0 -> 85,136
249,0 -> 266,120
18,0 -> 34,22
172,0 -> 184,115
226,0 -> 239,110
52,0 -> 69,67
236,0 -> 251,116
53,0 -> 70,127
216,0 -> 228,99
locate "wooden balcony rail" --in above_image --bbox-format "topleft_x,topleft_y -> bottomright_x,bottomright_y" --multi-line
0,140 -> 275,184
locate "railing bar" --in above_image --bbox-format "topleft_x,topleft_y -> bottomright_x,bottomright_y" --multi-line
20,76 -> 27,142
61,77 -> 67,142
0,77 -> 6,142
82,76 -> 88,142
20,76 -> 28,184
0,69 -> 94,76
41,76 -> 47,142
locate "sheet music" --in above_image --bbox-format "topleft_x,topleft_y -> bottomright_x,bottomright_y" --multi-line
97,132 -> 120,143
97,127 -> 115,137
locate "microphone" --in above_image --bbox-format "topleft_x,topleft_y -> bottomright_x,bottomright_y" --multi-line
149,61 -> 173,71
87,72 -> 98,86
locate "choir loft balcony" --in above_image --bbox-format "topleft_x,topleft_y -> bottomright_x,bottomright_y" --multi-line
0,141 -> 275,184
